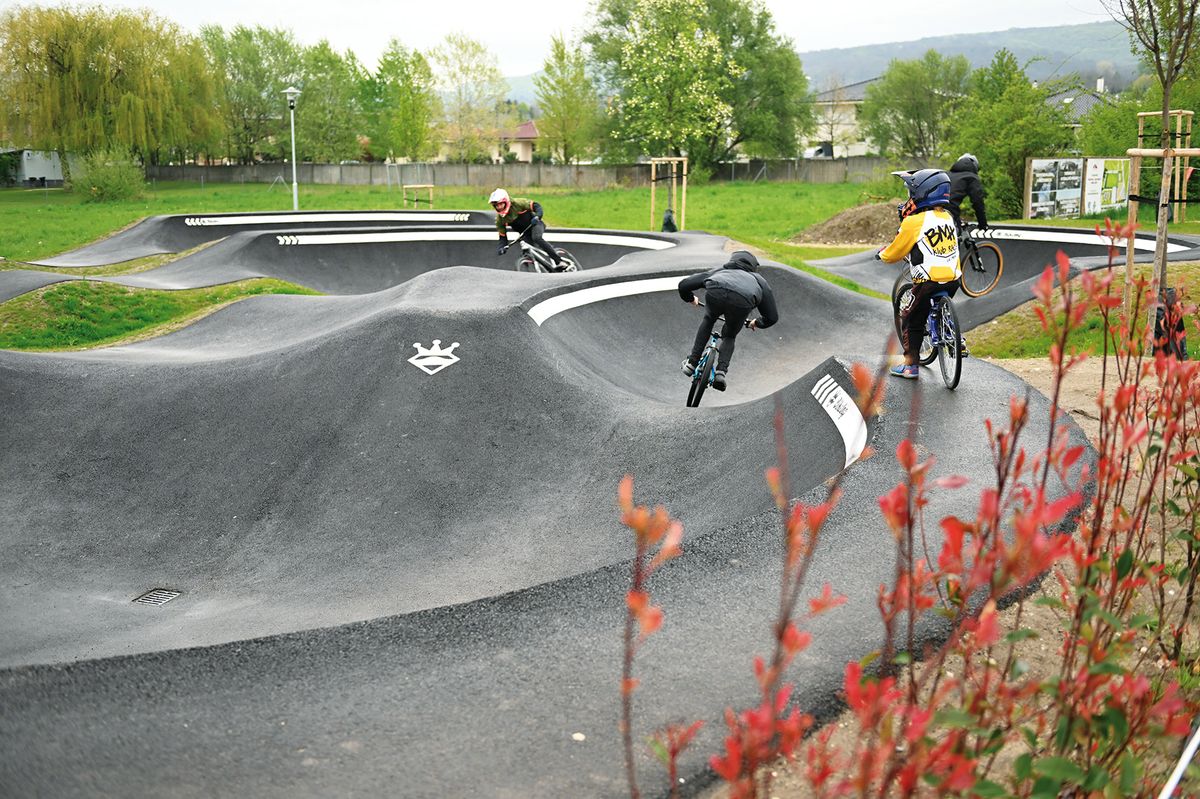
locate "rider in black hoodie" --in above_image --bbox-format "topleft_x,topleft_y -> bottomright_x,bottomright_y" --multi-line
948,154 -> 989,231
678,250 -> 779,391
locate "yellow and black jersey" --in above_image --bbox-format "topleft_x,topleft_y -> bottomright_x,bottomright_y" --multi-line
878,208 -> 961,283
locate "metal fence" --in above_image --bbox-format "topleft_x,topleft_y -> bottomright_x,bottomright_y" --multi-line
146,156 -> 908,189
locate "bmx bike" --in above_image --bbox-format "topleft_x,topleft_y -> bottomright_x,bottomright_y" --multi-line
685,301 -> 753,408
891,270 -> 964,390
499,225 -> 582,273
957,223 -> 1003,297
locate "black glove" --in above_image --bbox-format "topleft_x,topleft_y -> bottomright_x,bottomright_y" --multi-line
497,241 -> 507,256
873,249 -> 883,261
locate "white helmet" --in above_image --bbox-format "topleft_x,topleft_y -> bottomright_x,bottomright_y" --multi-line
488,188 -> 511,214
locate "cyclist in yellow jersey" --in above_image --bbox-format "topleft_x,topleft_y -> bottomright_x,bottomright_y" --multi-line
876,168 -> 962,379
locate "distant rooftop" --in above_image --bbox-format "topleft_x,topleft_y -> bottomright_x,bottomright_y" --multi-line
813,77 -> 880,104
1046,88 -> 1111,124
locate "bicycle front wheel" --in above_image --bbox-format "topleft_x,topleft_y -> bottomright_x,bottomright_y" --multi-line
555,248 -> 582,272
687,344 -> 718,407
959,241 -> 1003,297
936,297 -> 963,390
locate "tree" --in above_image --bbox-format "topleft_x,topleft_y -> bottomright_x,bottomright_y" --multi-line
946,49 -> 1073,219
586,0 -> 812,168
597,0 -> 737,161
0,5 -> 222,177
429,33 -> 508,163
535,35 -> 602,164
201,25 -> 302,163
815,74 -> 856,156
1104,0 -> 1200,301
363,40 -> 439,162
860,50 -> 971,161
295,41 -> 364,163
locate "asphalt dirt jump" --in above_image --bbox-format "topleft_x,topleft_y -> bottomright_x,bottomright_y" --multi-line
0,213 -> 1130,797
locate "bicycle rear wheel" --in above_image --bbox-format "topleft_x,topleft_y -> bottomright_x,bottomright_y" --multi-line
959,241 -> 1003,297
936,297 -> 963,390
894,270 -> 936,365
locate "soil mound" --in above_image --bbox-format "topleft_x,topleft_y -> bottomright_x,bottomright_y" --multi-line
795,202 -> 901,245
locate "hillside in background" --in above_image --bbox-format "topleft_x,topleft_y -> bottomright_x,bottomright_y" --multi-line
798,20 -> 1142,91
507,21 -> 1143,109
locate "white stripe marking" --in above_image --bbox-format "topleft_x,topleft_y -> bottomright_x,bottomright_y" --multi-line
527,277 -> 682,325
184,212 -> 469,226
811,375 -> 868,468
984,228 -> 1190,253
274,230 -> 675,250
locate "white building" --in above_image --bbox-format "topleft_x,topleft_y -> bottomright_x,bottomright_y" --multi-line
2,149 -> 65,186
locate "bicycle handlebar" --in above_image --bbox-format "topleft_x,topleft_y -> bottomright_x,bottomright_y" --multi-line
497,223 -> 539,256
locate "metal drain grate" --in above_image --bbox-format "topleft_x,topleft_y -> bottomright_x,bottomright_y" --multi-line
133,588 -> 181,606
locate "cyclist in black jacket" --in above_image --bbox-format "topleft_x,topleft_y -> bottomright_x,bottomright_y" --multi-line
948,154 -> 989,231
678,250 -> 779,391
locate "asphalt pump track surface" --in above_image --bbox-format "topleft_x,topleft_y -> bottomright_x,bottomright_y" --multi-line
0,214 -> 1135,797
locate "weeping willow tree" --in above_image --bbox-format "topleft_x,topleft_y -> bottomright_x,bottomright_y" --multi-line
0,4 -> 223,180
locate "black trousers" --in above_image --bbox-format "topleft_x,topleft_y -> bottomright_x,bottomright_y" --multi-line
689,287 -> 754,371
513,215 -> 561,265
899,279 -> 959,361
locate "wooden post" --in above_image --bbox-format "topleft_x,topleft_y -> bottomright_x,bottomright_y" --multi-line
650,160 -> 657,232
1023,157 -> 1033,219
1125,154 -> 1141,314
1174,112 -> 1184,222
681,157 -> 688,230
670,161 -> 678,218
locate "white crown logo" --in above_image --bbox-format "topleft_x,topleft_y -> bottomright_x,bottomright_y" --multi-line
408,339 -> 461,375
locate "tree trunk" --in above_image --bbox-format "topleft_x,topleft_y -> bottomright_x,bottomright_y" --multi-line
1148,85 -> 1175,350
57,146 -> 72,188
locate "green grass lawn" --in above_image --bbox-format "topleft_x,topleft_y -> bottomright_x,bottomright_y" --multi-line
0,180 -> 872,262
970,260 -> 1200,359
0,279 -> 319,350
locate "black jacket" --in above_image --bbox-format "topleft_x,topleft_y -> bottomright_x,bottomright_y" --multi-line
948,156 -> 988,228
677,251 -> 779,328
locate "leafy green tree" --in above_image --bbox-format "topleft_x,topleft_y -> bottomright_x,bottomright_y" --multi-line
598,0 -> 738,160
535,35 -> 603,164
1076,89 -> 1147,156
363,41 -> 439,161
586,0 -> 812,168
429,33 -> 508,163
201,25 -> 302,163
947,49 -> 1073,219
294,41 -> 365,163
860,50 -> 971,161
1107,0 -> 1200,296
0,5 -> 221,177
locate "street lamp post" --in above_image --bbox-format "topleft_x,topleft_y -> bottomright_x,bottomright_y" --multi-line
283,86 -> 301,211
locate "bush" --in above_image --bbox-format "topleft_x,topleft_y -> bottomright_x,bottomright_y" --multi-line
74,151 -> 145,202
0,151 -> 17,186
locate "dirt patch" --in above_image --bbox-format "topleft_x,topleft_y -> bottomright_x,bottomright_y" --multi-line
793,202 -> 900,246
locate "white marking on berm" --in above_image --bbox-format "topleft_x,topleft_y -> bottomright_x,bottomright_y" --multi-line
408,340 -> 461,375
984,228 -> 1190,253
527,276 -> 683,325
811,374 -> 868,468
185,212 -> 469,227
271,230 -> 675,250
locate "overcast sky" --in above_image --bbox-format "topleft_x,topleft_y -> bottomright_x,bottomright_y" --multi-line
4,0 -> 1119,75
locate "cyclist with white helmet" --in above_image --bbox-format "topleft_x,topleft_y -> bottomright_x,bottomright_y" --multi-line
489,188 -> 565,271
877,168 -> 962,379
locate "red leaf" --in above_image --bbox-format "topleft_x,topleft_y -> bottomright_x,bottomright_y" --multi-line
618,475 -> 634,513
934,474 -> 969,489
808,582 -> 848,617
782,622 -> 813,655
